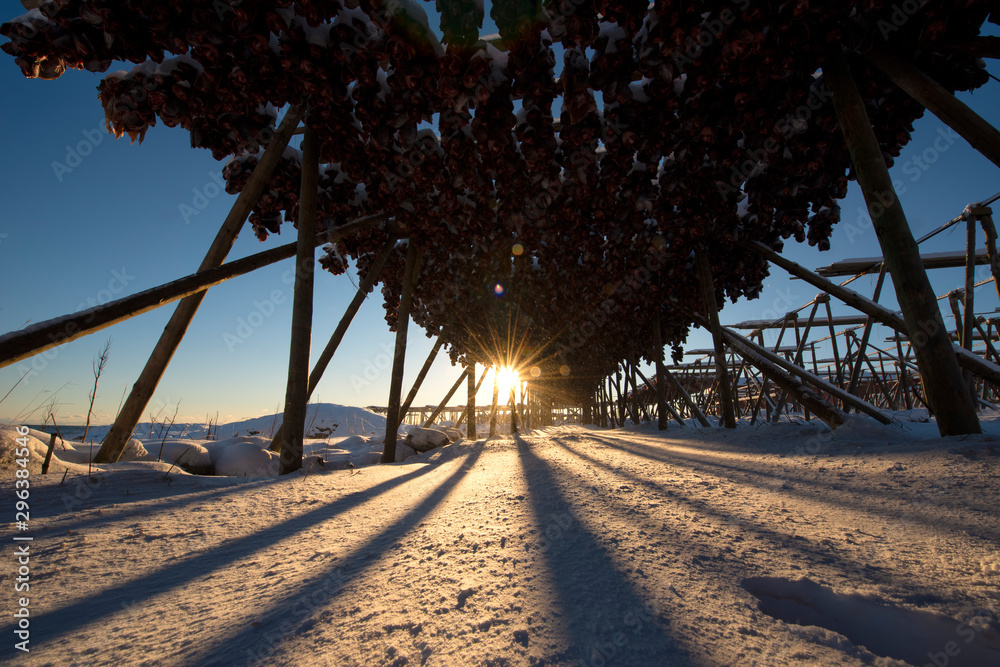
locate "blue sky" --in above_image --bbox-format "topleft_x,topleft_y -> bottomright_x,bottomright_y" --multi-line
2,8 -> 1000,425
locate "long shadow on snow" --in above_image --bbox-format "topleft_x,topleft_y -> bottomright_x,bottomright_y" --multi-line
193,441 -> 485,666
581,430 -> 1000,544
547,436 -> 893,586
10,472 -> 280,538
0,457 -> 450,659
514,434 -> 693,666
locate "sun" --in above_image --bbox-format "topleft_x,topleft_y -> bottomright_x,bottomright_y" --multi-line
494,365 -> 520,398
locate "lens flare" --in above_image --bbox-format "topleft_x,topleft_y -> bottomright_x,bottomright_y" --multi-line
494,365 -> 520,397
493,283 -> 505,297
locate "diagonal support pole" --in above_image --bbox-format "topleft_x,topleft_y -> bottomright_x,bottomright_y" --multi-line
95,106 -> 305,463
826,54 -> 978,435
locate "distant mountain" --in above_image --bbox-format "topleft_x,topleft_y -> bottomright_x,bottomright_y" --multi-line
223,404 -> 387,439
45,404 -> 388,444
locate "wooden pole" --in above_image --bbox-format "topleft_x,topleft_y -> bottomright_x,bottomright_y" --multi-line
694,313 -> 893,425
663,366 -> 711,427
965,218 -> 978,351
94,106 -> 305,463
846,266 -> 888,405
489,370 -> 500,437
629,355 -> 641,423
509,388 -> 519,434
269,234 -> 397,452
634,363 -> 683,426
278,126 -> 319,475
653,317 -> 669,430
422,368 -> 472,428
773,304 -> 820,417
724,335 -> 847,429
973,208 -> 1000,301
398,329 -> 448,420
382,242 -> 421,463
823,297 -> 844,391
41,432 -> 57,474
696,251 -> 737,428
0,219 -> 380,371
456,366 -> 489,428
964,218 -> 978,398
466,362 -> 477,439
605,375 -> 617,428
827,54 -> 980,435
307,236 -> 398,397
863,44 -> 1000,171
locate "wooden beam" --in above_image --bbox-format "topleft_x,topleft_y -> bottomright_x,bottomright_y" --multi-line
966,218 -> 978,358
863,43 -> 1000,171
398,330 -> 447,420
382,242 -> 421,463
722,331 -> 847,429
846,266 -> 888,406
489,369 -> 500,437
729,316 -> 867,330
708,319 -> 887,426
826,54 -> 979,435
696,252 -> 737,428
814,249 -> 990,277
974,208 -> 1000,301
95,105 -> 305,463
278,126 -> 319,475
422,368 -> 472,428
0,212 -> 389,372
466,362 -> 477,439
653,317 -> 670,430
2,238 -> 296,369
267,231 -> 398,452
455,366 -> 489,429
922,36 -> 1000,61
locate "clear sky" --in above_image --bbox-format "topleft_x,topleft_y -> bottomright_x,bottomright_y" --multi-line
2,6 -> 1000,426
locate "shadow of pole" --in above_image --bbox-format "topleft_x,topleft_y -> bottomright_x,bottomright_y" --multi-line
580,430 -> 1000,544
513,434 -> 692,666
546,435 -> 896,589
0,457 -> 456,659
168,442 -> 485,666
27,472 -> 282,537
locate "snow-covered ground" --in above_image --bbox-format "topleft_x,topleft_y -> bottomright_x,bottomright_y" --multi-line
2,411 -> 1000,666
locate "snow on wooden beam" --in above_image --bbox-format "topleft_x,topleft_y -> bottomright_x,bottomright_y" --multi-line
729,316 -> 869,330
0,212 -> 390,372
925,36 -> 1000,60
686,347 -> 800,356
814,249 -> 989,277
